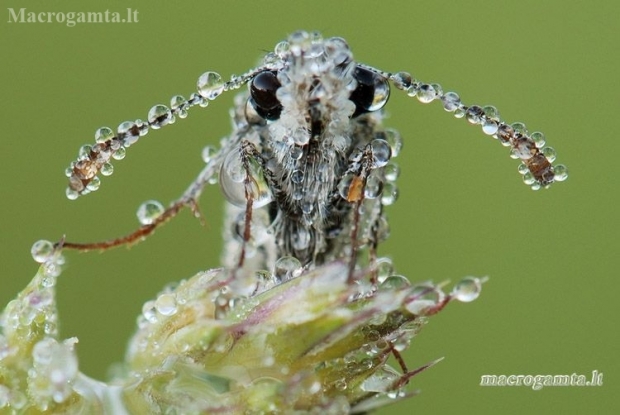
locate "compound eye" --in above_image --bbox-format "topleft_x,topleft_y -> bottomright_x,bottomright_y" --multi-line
250,70 -> 283,121
349,66 -> 390,117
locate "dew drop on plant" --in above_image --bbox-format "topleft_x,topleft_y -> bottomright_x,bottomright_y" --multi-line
542,146 -> 557,162
197,71 -> 224,100
155,293 -> 177,316
100,162 -> 114,176
136,200 -> 165,225
65,188 -> 79,200
86,176 -> 100,191
337,173 -> 356,200
482,119 -> 499,135
94,126 -> 114,143
380,274 -> 411,290
170,95 -> 188,118
380,182 -> 398,206
291,169 -> 304,184
452,277 -> 482,302
416,83 -> 436,103
465,105 -> 484,125
383,163 -> 400,182
374,257 -> 394,282
361,366 -> 400,392
334,378 -> 348,391
220,149 -> 272,208
554,164 -> 569,181
201,145 -> 217,163
364,175 -> 383,199
148,104 -> 173,129
78,144 -> 92,160
511,122 -> 528,136
370,139 -> 391,168
112,146 -> 126,160
142,300 -> 158,323
530,131 -> 546,148
31,240 -> 54,264
117,121 -> 140,147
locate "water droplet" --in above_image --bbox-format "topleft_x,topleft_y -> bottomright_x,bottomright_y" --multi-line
553,164 -> 569,182
85,176 -> 100,192
95,126 -> 114,143
142,300 -> 158,323
337,173 -> 356,200
136,200 -> 165,225
364,175 -> 383,199
155,293 -> 177,316
416,83 -> 436,103
112,146 -> 126,160
100,162 -> 114,176
377,128 -> 402,157
496,123 -> 514,145
274,40 -> 290,58
367,76 -> 390,112
380,274 -> 411,290
117,121 -> 140,147
361,366 -> 400,392
542,146 -> 557,162
31,240 -> 54,263
452,277 -> 482,302
65,188 -> 79,200
406,83 -> 419,97
370,139 -> 391,168
201,145 -> 217,163
78,144 -> 92,160
148,104 -> 173,129
197,71 -> 224,100
374,257 -> 394,282
384,163 -> 400,182
334,378 -> 348,391
465,105 -> 484,125
391,72 -> 412,90
511,122 -> 528,136
93,144 -> 111,163
510,136 -> 536,160
530,131 -> 546,148
220,149 -> 272,208
222,149 -> 245,183
522,171 -> 536,185
273,256 -> 302,282
482,119 -> 499,135
441,91 -> 461,112
291,169 -> 304,184
301,201 -> 314,215
405,283 -> 443,315
290,145 -> 304,160
292,187 -> 304,200
380,182 -> 398,206
170,95 -> 188,119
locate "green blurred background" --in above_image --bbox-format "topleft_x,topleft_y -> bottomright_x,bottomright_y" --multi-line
1,1 -> 617,413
